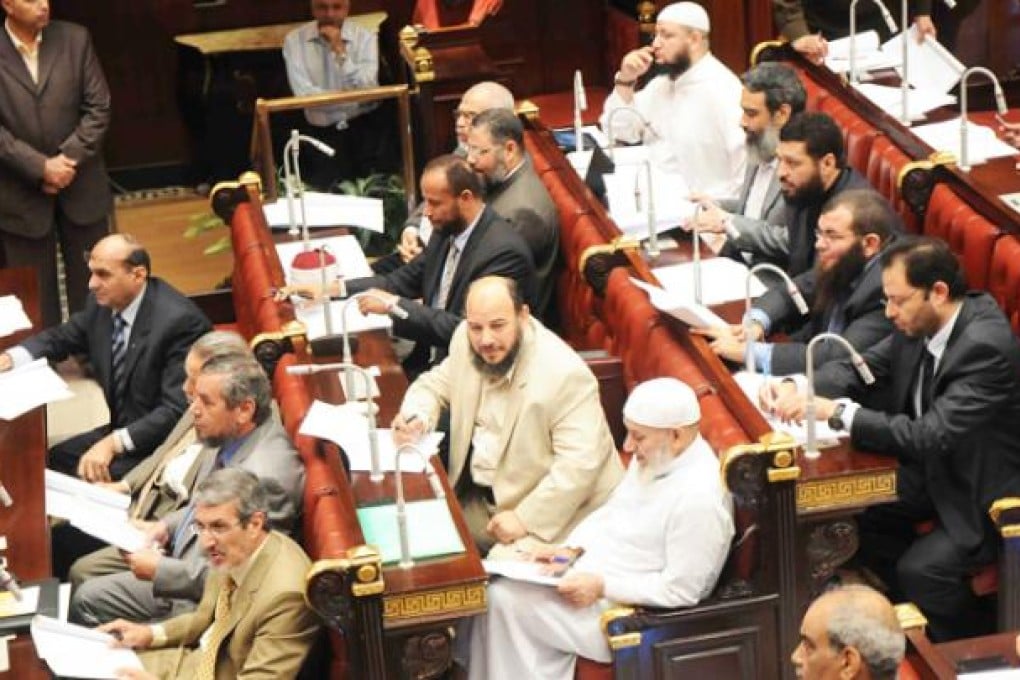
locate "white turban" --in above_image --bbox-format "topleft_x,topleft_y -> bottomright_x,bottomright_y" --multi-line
657,2 -> 711,32
623,378 -> 701,429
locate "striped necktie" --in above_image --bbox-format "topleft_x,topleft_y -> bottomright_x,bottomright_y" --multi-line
111,313 -> 128,421
434,242 -> 460,310
195,576 -> 237,680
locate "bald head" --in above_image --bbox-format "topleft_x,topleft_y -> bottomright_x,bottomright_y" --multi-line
455,81 -> 515,147
464,277 -> 528,377
87,234 -> 151,311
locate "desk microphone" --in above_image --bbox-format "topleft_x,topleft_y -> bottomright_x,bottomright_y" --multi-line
0,565 -> 22,602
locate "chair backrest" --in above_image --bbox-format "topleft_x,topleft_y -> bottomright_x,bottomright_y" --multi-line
923,183 -> 1001,290
988,234 -> 1020,337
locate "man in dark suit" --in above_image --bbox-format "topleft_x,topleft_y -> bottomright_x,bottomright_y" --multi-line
0,234 -> 211,482
699,189 -> 896,375
0,0 -> 112,327
766,237 -> 1020,640
466,108 -> 559,327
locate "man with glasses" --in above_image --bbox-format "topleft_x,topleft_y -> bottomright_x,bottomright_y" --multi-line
100,468 -> 320,679
764,237 -> 1020,641
0,234 -> 210,482
69,355 -> 304,628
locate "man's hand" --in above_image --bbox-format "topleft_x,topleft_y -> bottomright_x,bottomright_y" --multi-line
42,181 -> 61,195
1000,119 -> 1020,149
273,280 -> 338,302
557,572 -> 604,608
78,435 -> 119,483
391,412 -> 427,446
792,34 -> 828,65
692,323 -> 761,365
758,378 -> 799,414
124,548 -> 162,582
43,154 -> 77,190
357,288 -> 399,316
770,393 -> 837,424
397,226 -> 423,263
619,46 -> 654,83
486,510 -> 527,544
0,353 -> 11,373
318,24 -> 345,55
138,520 -> 169,549
914,15 -> 936,42
99,619 -> 153,649
687,194 -> 730,234
96,481 -> 130,495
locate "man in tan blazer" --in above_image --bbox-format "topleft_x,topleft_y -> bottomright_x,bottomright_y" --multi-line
101,468 -> 320,679
393,276 -> 623,557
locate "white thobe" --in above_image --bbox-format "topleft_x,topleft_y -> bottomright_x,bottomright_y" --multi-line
466,436 -> 735,680
600,54 -> 747,200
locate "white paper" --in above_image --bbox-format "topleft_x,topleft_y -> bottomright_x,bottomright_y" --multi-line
0,296 -> 31,339
825,30 -> 902,75
45,469 -> 130,519
853,82 -> 956,122
293,297 -> 393,341
298,400 -> 445,472
604,158 -> 697,236
263,191 -> 384,232
31,615 -> 143,679
732,371 -> 847,446
71,513 -> 148,553
0,359 -> 73,420
482,559 -> 562,587
651,258 -> 767,306
1000,192 -> 1020,215
276,234 -> 375,281
629,277 -> 728,328
958,670 -> 1020,679
912,118 -> 1019,166
885,27 -> 965,93
0,585 -> 40,618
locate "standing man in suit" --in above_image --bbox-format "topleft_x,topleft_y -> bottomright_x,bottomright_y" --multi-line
70,355 -> 304,627
766,237 -> 1020,640
0,0 -> 112,327
0,234 -> 211,482
466,108 -> 560,327
689,62 -> 805,267
101,469 -> 320,679
392,276 -> 623,557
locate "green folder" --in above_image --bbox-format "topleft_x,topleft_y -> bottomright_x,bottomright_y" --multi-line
357,498 -> 466,565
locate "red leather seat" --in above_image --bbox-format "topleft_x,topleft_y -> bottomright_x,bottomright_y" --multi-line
818,96 -> 878,176
866,135 -> 920,234
923,184 -> 1001,290
988,234 -> 1020,337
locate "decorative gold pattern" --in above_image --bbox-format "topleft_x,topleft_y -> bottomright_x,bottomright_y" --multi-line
989,497 -> 1020,524
608,631 -> 642,650
894,602 -> 928,630
749,39 -> 787,66
383,584 -> 487,624
797,471 -> 896,512
774,450 -> 793,468
398,26 -> 435,83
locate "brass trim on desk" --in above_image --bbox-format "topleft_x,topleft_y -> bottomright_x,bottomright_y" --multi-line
399,25 -> 435,84
894,602 -> 928,630
608,631 -> 642,650
383,582 -> 487,624
989,497 -> 1020,524
749,38 -> 787,66
797,470 -> 897,513
578,236 -> 640,277
516,99 -> 540,121
768,466 -> 802,483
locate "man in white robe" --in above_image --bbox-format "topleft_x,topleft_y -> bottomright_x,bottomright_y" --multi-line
600,2 -> 746,199
465,377 -> 735,680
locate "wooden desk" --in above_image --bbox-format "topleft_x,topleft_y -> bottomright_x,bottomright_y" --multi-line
906,629 -> 1020,679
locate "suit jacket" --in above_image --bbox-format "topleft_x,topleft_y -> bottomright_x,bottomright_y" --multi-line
487,158 -> 561,327
125,411 -> 198,520
22,277 -> 211,458
153,415 -> 305,603
402,317 -> 624,545
758,252 -> 892,375
347,205 -> 535,372
149,531 -> 319,680
719,162 -> 789,267
816,293 -> 1020,552
0,20 -> 111,236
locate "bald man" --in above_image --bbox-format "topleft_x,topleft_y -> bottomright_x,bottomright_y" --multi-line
0,234 -> 211,483
461,377 -> 734,679
792,585 -> 905,680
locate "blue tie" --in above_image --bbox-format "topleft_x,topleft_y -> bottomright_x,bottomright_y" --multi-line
111,313 -> 127,422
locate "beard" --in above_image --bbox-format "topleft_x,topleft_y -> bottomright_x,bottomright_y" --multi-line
481,160 -> 509,191
661,50 -> 692,80
470,331 -> 522,378
813,241 -> 868,315
782,170 -> 827,208
439,213 -> 468,237
746,125 -> 780,165
636,444 -> 673,486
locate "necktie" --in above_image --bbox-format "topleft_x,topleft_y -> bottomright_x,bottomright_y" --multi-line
195,576 -> 237,680
919,349 -> 935,415
434,242 -> 460,310
110,313 -> 128,422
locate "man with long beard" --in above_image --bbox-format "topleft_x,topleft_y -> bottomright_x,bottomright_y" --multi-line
459,377 -> 734,680
698,190 -> 896,375
599,2 -> 746,198
392,276 -> 623,557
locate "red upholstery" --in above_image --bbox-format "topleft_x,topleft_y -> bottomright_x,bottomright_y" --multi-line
866,135 -> 920,234
228,201 -> 289,339
923,184 -> 1001,290
792,64 -> 829,113
988,234 -> 1020,336
819,96 -> 877,176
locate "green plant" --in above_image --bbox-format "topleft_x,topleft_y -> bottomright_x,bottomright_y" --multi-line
183,212 -> 231,255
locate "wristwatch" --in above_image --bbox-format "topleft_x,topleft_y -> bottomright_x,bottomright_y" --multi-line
827,402 -> 847,431
613,71 -> 636,87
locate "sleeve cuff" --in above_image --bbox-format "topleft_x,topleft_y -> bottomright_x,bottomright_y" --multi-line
150,624 -> 167,647
336,277 -> 347,299
838,399 -> 861,433
6,346 -> 33,368
753,343 -> 774,375
747,308 -> 772,337
116,428 -> 135,454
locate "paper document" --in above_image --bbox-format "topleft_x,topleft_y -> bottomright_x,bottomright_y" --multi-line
71,512 -> 148,553
732,371 -> 847,446
825,31 -> 901,75
298,400 -> 445,472
853,82 -> 956,122
293,297 -> 393,341
651,258 -> 767,306
885,27 -> 965,93
629,278 -> 728,328
958,670 -> 1020,679
0,585 -> 40,619
1000,192 -> 1020,215
0,359 -> 73,421
482,559 -> 563,587
277,234 -> 375,281
912,118 -> 1018,166
335,363 -> 382,402
0,296 -> 31,338
357,498 -> 465,565
45,469 -> 130,520
263,191 -> 384,233
604,160 -> 697,236
31,615 -> 143,679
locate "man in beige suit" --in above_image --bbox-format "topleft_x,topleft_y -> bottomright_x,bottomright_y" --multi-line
102,468 -> 319,679
393,276 -> 623,556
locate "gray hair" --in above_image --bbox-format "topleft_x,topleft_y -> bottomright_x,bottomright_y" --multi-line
190,330 -> 251,363
199,355 -> 272,424
742,62 -> 807,116
462,81 -> 515,112
194,468 -> 270,528
471,108 -> 524,147
826,585 -> 905,680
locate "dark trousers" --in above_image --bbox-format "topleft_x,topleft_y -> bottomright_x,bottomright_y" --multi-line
300,104 -> 399,191
49,425 -> 144,482
857,463 -> 996,641
0,206 -> 109,327
51,522 -> 107,582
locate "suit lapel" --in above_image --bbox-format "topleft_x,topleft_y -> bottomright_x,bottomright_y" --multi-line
762,173 -> 782,218
222,534 -> 280,638
0,28 -> 37,95
897,339 -> 926,412
489,323 -> 536,469
121,284 -> 155,385
450,373 -> 482,486
34,26 -> 57,94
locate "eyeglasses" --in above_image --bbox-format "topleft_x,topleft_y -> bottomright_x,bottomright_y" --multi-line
815,229 -> 853,245
454,109 -> 479,122
465,145 -> 497,158
882,289 -> 925,310
191,520 -> 243,537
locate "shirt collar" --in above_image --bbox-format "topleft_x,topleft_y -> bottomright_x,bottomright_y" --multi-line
927,301 -> 962,360
117,281 -> 147,325
4,19 -> 41,55
452,205 -> 485,252
229,532 -> 270,588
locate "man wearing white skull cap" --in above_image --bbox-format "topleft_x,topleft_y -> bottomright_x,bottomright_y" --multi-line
462,377 -> 734,680
600,2 -> 746,199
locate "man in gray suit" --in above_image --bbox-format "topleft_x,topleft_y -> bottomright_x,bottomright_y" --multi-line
466,108 -> 560,327
0,0 -> 112,326
68,355 -> 305,626
688,63 -> 805,267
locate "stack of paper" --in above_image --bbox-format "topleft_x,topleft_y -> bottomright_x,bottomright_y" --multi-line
886,26 -> 965,94
0,359 -> 73,421
854,82 -> 956,121
45,470 -> 147,553
357,498 -> 464,565
0,296 -> 31,338
482,559 -> 563,587
263,191 -> 384,232
825,31 -> 901,75
912,118 -> 1019,166
292,298 -> 393,342
603,150 -> 698,236
31,615 -> 143,679
650,258 -> 767,306
629,278 -> 728,328
732,371 -> 847,446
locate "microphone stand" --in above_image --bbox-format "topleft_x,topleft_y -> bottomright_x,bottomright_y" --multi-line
803,333 -> 875,459
743,263 -> 810,375
339,292 -> 409,400
573,69 -> 587,155
605,106 -> 659,162
958,66 -> 1009,172
395,443 -> 446,569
